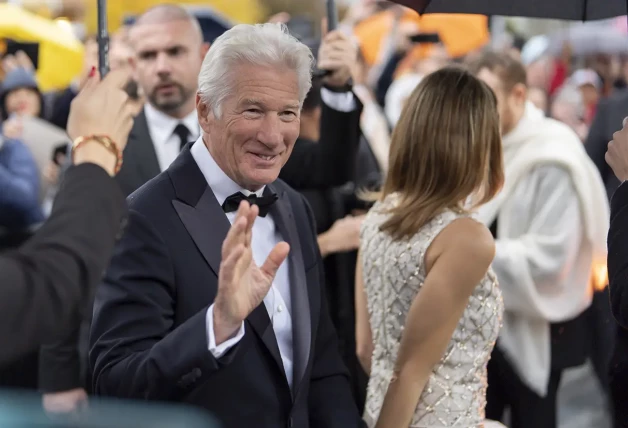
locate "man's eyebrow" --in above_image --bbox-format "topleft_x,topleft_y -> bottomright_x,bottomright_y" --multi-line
241,98 -> 264,106
240,99 -> 300,110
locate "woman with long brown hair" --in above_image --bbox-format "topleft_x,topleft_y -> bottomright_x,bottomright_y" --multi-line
356,66 -> 505,427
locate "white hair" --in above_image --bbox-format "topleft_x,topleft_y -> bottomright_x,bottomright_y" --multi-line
198,23 -> 314,117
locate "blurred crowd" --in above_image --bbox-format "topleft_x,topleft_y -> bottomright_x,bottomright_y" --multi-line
1,0 -> 627,427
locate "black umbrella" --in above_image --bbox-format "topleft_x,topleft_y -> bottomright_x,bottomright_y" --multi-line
393,0 -> 628,21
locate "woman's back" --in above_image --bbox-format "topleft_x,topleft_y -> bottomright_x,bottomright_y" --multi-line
360,194 -> 503,427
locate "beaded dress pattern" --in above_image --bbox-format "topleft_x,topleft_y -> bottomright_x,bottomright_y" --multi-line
361,194 -> 503,427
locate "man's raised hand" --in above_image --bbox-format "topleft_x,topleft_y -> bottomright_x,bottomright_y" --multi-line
213,201 -> 290,344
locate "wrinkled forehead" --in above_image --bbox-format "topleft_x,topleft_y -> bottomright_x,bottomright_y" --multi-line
227,64 -> 301,110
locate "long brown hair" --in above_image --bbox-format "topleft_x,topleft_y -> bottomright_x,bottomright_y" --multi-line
378,66 -> 504,241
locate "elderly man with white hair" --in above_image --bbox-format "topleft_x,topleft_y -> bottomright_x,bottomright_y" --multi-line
89,22 -> 366,428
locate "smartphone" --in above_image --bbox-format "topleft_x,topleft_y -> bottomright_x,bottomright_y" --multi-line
4,40 -> 39,69
409,33 -> 441,44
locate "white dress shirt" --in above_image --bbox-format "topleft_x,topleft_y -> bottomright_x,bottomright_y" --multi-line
194,89 -> 356,389
144,103 -> 200,171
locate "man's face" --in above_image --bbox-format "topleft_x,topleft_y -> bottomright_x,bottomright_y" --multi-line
129,19 -> 203,114
477,67 -> 520,135
198,63 -> 301,191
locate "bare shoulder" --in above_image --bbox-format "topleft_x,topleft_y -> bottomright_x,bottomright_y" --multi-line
426,217 -> 496,281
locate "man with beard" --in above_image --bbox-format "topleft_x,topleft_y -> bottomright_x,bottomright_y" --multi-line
115,5 -> 208,196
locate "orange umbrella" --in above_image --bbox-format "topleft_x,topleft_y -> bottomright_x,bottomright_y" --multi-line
353,8 -> 489,66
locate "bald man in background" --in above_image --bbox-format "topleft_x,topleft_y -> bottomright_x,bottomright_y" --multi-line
39,5 -> 208,413
114,5 -> 208,196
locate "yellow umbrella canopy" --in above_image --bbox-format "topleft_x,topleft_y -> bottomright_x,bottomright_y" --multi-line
0,4 -> 84,92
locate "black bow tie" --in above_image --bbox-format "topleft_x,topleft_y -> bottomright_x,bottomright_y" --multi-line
222,191 -> 278,217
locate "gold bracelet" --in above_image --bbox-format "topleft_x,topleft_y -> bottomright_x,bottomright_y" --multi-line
72,135 -> 123,174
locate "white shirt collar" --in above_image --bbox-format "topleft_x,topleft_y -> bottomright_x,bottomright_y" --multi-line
190,137 -> 264,206
144,102 -> 200,147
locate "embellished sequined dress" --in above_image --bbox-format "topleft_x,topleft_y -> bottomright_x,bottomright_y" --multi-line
361,195 -> 503,428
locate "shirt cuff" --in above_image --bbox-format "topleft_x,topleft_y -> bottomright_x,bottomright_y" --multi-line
320,88 -> 356,112
206,304 -> 245,359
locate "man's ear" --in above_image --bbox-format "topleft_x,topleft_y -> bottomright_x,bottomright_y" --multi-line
512,82 -> 528,106
196,93 -> 213,133
201,42 -> 210,59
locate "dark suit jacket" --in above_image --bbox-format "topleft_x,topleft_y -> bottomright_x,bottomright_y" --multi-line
585,91 -> 628,200
280,94 -> 363,190
115,108 -> 161,197
0,164 -> 126,366
89,146 -> 364,428
608,182 -> 628,426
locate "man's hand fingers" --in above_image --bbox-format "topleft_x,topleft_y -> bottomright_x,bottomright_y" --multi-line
244,204 -> 258,248
219,244 -> 246,289
322,30 -> 345,43
260,242 -> 290,279
233,246 -> 253,280
321,17 -> 328,37
221,215 -> 247,259
316,58 -> 346,72
101,67 -> 132,90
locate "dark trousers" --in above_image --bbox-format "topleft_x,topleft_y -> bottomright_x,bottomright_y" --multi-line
486,346 -> 563,428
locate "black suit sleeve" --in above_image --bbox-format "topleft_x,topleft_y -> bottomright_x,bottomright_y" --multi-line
0,163 -> 127,365
39,322 -> 83,393
299,196 -> 365,428
280,96 -> 363,190
608,182 -> 628,328
89,209 -> 231,401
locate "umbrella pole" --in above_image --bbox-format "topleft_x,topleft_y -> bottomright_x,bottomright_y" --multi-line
97,0 -> 110,78
326,0 -> 338,31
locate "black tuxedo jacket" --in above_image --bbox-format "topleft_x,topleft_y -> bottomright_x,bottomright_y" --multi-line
115,108 -> 162,197
89,146 -> 364,428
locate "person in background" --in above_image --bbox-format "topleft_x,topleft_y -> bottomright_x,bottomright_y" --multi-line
550,84 -> 588,141
0,61 -> 45,144
585,88 -> 628,201
115,5 -> 207,196
0,67 -> 133,365
469,51 -> 609,428
569,68 -> 601,126
527,86 -> 548,113
0,129 -> 43,250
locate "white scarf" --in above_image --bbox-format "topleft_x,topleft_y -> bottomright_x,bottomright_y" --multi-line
476,102 -> 609,395
477,102 -> 608,269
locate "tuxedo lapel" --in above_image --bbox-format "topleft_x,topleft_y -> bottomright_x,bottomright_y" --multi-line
170,148 -> 285,380
267,184 -> 311,397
